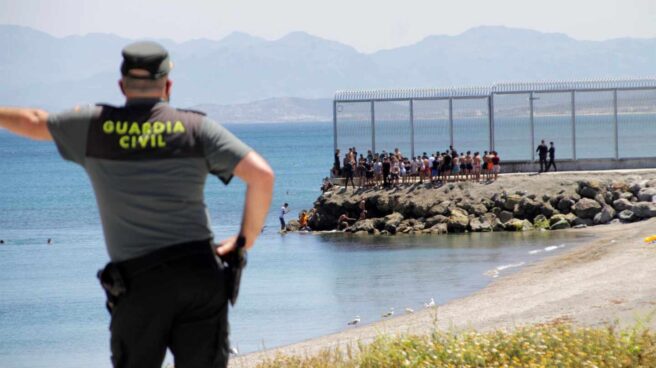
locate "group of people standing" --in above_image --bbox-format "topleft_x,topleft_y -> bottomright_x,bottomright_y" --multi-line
333,146 -> 502,189
536,140 -> 557,173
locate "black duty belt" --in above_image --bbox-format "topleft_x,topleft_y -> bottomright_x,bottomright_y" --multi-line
115,238 -> 213,280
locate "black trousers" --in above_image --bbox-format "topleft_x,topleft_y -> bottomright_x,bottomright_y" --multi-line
546,158 -> 557,172
538,157 -> 547,172
107,240 -> 230,368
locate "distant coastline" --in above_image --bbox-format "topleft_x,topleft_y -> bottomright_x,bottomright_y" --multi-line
193,97 -> 332,124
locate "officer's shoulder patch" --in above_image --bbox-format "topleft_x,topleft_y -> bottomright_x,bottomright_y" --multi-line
176,107 -> 206,116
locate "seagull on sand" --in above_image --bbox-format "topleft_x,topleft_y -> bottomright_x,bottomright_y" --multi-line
347,315 -> 361,326
229,346 -> 239,355
424,298 -> 436,308
405,307 -> 415,314
382,308 -> 394,318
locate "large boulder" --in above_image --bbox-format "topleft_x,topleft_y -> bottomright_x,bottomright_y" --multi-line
447,208 -> 470,233
549,213 -> 576,226
480,198 -> 495,211
372,193 -> 392,214
540,202 -> 556,218
515,197 -> 542,219
578,180 -> 603,199
533,214 -> 550,229
499,210 -> 514,223
619,192 -> 634,200
428,223 -> 448,234
619,210 -> 638,222
550,219 -> 571,230
632,202 -> 656,218
603,191 -> 615,205
401,201 -> 431,219
593,206 -> 616,225
285,219 -> 301,232
629,182 -> 643,195
504,218 -> 534,232
557,197 -> 576,213
572,217 -> 593,227
637,188 -> 656,202
428,201 -> 451,217
612,198 -> 634,212
385,223 -> 398,235
504,194 -> 522,211
460,201 -> 488,217
425,215 -> 448,228
572,198 -> 602,219
469,217 -> 493,232
481,213 -> 505,232
383,212 -> 404,227
308,210 -> 338,231
352,219 -> 376,233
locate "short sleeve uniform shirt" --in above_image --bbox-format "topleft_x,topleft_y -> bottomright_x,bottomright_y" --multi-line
47,100 -> 252,262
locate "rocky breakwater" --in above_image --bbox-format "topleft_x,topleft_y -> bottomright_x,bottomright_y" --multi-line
291,173 -> 656,236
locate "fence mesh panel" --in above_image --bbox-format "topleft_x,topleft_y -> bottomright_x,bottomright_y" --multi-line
335,81 -> 656,162
575,91 -> 615,159
452,98 -> 489,155
413,99 -> 450,157
374,101 -> 412,157
493,93 -> 531,160
534,92 -> 574,160
335,102 -> 371,156
618,89 -> 656,158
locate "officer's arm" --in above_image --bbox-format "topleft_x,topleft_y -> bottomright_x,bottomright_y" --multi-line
233,151 -> 275,249
0,107 -> 52,141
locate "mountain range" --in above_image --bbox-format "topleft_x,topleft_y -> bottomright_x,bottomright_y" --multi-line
1,24 -> 655,122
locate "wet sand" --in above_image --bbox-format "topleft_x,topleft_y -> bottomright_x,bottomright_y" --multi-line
230,218 -> 656,367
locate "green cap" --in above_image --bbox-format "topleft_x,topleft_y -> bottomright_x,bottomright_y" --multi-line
120,41 -> 172,79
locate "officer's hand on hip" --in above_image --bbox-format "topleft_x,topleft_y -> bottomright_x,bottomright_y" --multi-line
215,236 -> 238,257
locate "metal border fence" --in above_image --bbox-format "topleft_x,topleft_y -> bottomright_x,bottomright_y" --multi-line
333,78 -> 656,162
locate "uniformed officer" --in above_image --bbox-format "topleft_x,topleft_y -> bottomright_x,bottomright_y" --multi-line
0,41 -> 274,368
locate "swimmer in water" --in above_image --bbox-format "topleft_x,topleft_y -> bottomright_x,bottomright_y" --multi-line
47,238 -> 52,245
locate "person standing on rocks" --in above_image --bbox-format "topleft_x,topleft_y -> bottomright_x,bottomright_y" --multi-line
382,155 -> 391,187
546,142 -> 557,172
333,149 -> 341,176
537,140 -> 548,173
343,153 -> 355,189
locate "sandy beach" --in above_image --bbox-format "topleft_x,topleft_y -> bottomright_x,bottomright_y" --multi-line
230,217 -> 656,367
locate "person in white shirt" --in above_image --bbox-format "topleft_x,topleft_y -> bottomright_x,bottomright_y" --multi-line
279,203 -> 289,230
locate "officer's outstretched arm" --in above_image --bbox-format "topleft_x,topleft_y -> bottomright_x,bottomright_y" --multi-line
218,151 -> 274,253
0,107 -> 52,141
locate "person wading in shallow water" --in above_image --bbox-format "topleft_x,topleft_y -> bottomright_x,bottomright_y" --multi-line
0,41 -> 274,368
279,203 -> 290,230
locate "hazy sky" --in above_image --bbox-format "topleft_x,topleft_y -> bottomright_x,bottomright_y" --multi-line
1,0 -> 655,52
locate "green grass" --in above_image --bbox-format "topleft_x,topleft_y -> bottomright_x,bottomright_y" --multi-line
256,323 -> 656,368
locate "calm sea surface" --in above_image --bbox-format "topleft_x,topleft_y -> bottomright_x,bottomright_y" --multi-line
0,122 -> 590,367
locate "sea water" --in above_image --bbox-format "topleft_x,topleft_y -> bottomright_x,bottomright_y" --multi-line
0,122 -> 590,367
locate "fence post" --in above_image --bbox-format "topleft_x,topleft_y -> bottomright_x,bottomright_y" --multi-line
410,99 -> 415,158
333,100 -> 338,153
449,98 -> 454,147
489,95 -> 495,151
371,101 -> 376,154
530,92 -> 535,161
571,91 -> 577,160
613,89 -> 619,160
